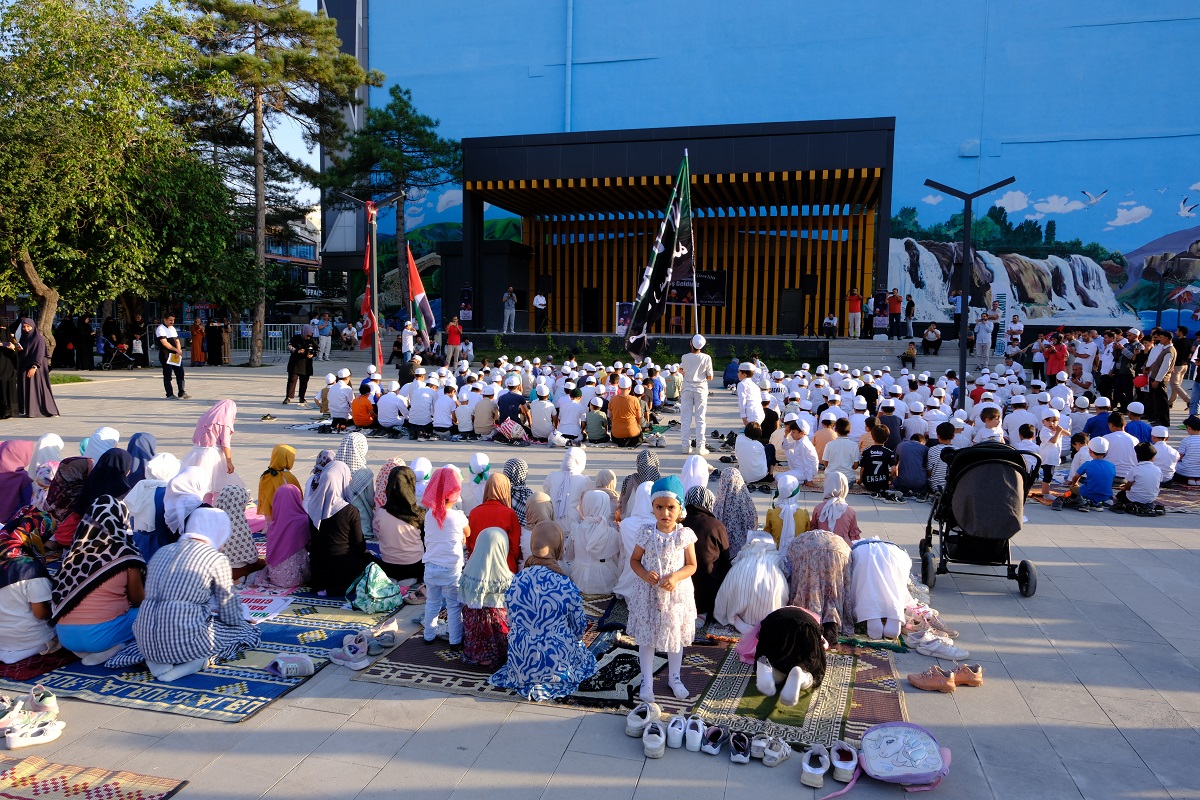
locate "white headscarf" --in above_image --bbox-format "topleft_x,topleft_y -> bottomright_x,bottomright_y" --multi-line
568,490 -> 622,594
145,453 -> 181,482
181,507 -> 232,550
123,453 -> 183,532
81,427 -> 119,460
30,433 -> 64,476
817,471 -> 851,531
410,457 -> 432,503
164,466 -> 208,534
550,448 -> 586,519
613,481 -> 656,600
774,474 -> 802,556
712,530 -> 789,633
679,454 -> 709,494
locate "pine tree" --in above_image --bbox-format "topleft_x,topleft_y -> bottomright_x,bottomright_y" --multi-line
187,0 -> 381,365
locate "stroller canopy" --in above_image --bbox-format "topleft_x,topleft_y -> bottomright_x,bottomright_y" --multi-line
944,444 -> 1030,541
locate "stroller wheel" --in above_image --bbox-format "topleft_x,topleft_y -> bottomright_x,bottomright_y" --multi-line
1017,560 -> 1037,597
921,550 -> 937,591
918,538 -> 930,557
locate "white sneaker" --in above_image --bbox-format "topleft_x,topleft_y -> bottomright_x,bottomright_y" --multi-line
625,701 -> 661,737
831,740 -> 859,782
915,633 -> 970,660
665,715 -> 686,749
684,714 -> 706,752
696,445 -> 710,456
801,743 -> 831,788
642,721 -> 667,758
681,445 -> 692,454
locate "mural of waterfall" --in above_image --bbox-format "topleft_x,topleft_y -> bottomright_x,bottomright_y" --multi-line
889,238 -> 1137,326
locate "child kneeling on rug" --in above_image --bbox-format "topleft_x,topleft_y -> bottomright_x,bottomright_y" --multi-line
627,476 -> 697,703
1112,442 -> 1165,516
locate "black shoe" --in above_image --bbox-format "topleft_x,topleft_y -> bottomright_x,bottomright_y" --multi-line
179,392 -> 191,399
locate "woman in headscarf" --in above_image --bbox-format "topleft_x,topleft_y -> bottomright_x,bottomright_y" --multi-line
461,453 -> 491,515
541,448 -> 592,531
459,527 -> 513,668
250,484 -> 310,589
409,457 -> 433,504
613,482 -> 654,600
164,465 -> 208,536
807,472 -> 861,546
373,457 -> 406,511
45,456 -> 92,548
101,317 -> 121,365
520,491 -> 554,569
189,318 -> 206,367
0,520 -> 57,664
679,454 -> 710,494
713,530 -> 789,634
205,318 -> 225,367
739,607 -> 828,700
180,400 -> 239,501
0,321 -> 18,418
764,475 -> 810,565
489,521 -> 597,701
467,474 -> 520,572
503,458 -> 532,527
52,496 -> 145,665
74,314 -> 96,371
31,461 -> 59,512
420,467 -> 469,646
30,433 -> 64,478
76,448 -> 134,515
257,444 -> 300,519
306,461 -> 372,596
685,485 -> 731,622
17,319 -> 60,417
124,453 -> 181,562
617,474 -> 639,520
50,316 -> 76,370
214,485 -> 261,577
0,440 -> 34,524
111,508 -> 261,682
373,465 -> 425,584
713,468 -> 759,559
787,529 -> 854,642
80,427 -> 120,460
567,490 -> 621,594
3,505 -> 55,557
308,450 -> 335,495
124,433 -> 158,485
335,432 -> 374,541
592,469 -> 620,519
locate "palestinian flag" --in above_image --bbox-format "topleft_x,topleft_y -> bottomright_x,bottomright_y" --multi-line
408,244 -> 435,350
624,153 -> 695,360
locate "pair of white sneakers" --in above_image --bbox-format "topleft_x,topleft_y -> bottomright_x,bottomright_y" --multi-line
801,741 -> 859,789
0,685 -> 64,749
903,626 -> 970,660
627,706 -> 713,759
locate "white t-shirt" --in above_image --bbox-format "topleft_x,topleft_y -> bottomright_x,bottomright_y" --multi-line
155,324 -> 178,341
1152,442 -> 1179,482
529,399 -> 556,439
408,387 -> 435,425
421,509 -> 467,571
0,578 -> 54,664
376,392 -> 408,428
557,401 -> 587,438
328,383 -> 354,418
1006,322 -> 1024,343
822,437 -> 860,485
1073,340 -> 1099,375
433,394 -> 457,428
679,352 -> 714,389
401,329 -> 414,352
1104,430 -> 1139,478
1124,461 -> 1162,504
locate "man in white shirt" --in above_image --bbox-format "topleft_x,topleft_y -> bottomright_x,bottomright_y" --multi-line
556,391 -> 587,441
532,291 -> 548,332
973,314 -> 995,370
1003,396 -> 1038,445
737,362 -> 765,425
406,378 -> 437,439
155,314 -> 189,399
1072,330 -> 1099,380
400,321 -> 415,363
529,385 -> 557,440
376,381 -> 408,431
327,369 -> 355,429
1049,371 -> 1074,409
1103,412 -> 1140,479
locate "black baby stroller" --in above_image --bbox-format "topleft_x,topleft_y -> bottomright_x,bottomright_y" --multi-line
921,442 -> 1040,597
101,342 -> 136,370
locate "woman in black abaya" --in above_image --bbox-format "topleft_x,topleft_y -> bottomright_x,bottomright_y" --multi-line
52,317 -> 77,369
0,321 -> 19,418
75,315 -> 96,370
18,319 -> 60,418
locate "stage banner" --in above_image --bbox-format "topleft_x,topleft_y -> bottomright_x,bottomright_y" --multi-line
615,302 -> 633,336
625,154 -> 694,359
669,271 -> 727,306
459,287 -> 474,322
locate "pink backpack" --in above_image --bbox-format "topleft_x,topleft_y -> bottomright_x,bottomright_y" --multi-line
825,722 -> 952,796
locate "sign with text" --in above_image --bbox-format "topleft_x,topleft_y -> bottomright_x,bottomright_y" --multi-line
668,270 -> 727,306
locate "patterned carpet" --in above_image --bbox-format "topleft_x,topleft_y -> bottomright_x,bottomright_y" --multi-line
0,593 -> 391,723
691,645 -> 908,749
353,630 -> 727,719
0,755 -> 185,800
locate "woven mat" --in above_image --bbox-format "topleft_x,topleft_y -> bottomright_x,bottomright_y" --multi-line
0,649 -> 79,682
0,755 -> 185,800
0,593 -> 391,723
692,645 -> 907,748
1156,481 -> 1200,513
353,629 -> 726,719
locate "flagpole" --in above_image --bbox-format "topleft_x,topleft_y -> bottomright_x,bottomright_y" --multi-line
685,149 -> 700,337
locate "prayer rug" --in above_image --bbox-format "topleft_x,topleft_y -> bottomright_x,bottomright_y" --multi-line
0,755 -> 185,800
691,644 -> 907,749
0,593 -> 391,723
1155,481 -> 1200,513
697,619 -> 742,644
0,649 -> 79,682
596,596 -> 629,631
353,630 -> 725,719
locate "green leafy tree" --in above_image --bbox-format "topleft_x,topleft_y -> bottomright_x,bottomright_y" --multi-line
324,84 -> 462,295
187,0 -> 381,365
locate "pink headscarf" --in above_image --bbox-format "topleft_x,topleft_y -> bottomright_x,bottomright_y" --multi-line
374,458 -> 406,508
420,466 -> 462,527
266,484 -> 310,568
192,400 -> 237,448
0,440 -> 35,522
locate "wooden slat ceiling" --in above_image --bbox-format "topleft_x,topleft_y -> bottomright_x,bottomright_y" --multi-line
466,168 -> 883,218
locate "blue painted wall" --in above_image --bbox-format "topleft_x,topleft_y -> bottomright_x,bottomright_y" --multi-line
368,1 -> 1199,256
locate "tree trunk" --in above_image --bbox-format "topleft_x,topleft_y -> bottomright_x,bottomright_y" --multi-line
12,248 -> 58,350
249,71 -> 266,366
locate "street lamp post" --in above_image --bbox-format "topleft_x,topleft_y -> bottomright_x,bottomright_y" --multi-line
923,176 -> 1016,409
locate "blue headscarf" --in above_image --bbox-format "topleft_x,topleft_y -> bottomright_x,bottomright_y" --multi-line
125,432 -> 157,484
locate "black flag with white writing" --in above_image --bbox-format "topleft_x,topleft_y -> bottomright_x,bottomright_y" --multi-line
625,155 -> 693,360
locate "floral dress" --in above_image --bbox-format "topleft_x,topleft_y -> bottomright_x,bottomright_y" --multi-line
786,531 -> 854,635
488,566 -> 597,701
462,607 -> 509,668
626,524 -> 697,653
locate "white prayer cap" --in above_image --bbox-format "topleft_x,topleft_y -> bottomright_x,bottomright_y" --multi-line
325,373 -> 336,384
1050,397 -> 1065,410
853,396 -> 868,410
783,412 -> 799,423
1127,401 -> 1145,415
633,384 -> 645,395
1011,395 -> 1027,405
910,401 -> 925,414
618,376 -> 632,389
388,381 -> 400,392
481,384 -> 495,396
1075,396 -> 1090,408
336,368 -> 350,378
1095,397 -> 1111,408
820,411 -> 837,422
590,396 -> 604,408
535,384 -> 549,397
691,334 -> 706,349
1152,425 -> 1169,438
981,392 -> 994,401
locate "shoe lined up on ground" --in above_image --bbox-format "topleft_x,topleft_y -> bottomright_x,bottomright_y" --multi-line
831,740 -> 858,782
642,720 -> 667,758
907,662 -> 984,692
625,701 -> 661,737
904,628 -> 970,660
801,742 -> 831,788
0,686 -> 64,749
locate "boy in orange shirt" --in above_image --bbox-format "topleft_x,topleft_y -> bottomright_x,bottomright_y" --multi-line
351,384 -> 378,430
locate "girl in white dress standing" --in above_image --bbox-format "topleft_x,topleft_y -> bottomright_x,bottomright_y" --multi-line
627,476 -> 697,703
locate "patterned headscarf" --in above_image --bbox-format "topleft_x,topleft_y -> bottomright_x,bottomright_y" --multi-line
421,466 -> 462,527
685,485 -> 716,513
214,485 -> 255,565
374,458 -> 406,508
45,457 -> 92,522
0,514 -> 47,590
636,450 -> 662,484
32,461 -> 59,510
504,458 -> 532,526
335,432 -> 368,474
50,495 -> 143,622
308,450 -> 336,494
713,468 -> 758,559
